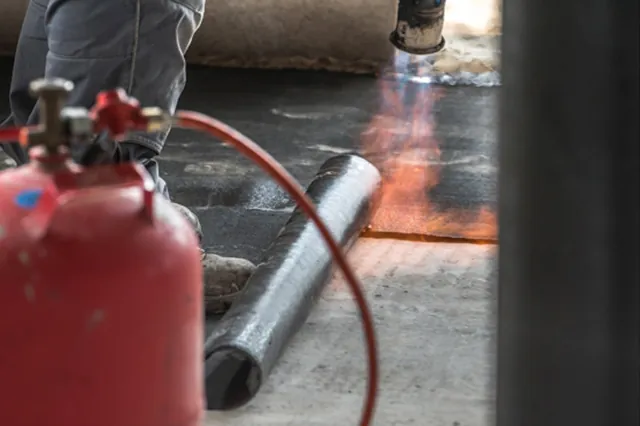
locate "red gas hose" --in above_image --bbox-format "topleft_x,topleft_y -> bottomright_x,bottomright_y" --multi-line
0,109 -> 379,425
174,111 -> 379,426
0,127 -> 24,141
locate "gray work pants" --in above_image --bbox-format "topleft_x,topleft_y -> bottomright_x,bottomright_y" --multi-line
1,0 -> 204,198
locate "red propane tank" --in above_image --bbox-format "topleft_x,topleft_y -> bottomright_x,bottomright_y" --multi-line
0,148 -> 204,426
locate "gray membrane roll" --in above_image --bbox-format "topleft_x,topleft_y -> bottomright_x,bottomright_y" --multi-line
203,154 -> 381,410
0,0 -> 396,74
189,0 -> 396,74
1,1 -> 24,54
2,0 -> 501,79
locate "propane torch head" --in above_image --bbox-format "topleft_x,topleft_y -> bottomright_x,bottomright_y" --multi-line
390,0 -> 446,55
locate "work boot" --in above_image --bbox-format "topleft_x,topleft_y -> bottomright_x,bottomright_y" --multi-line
171,203 -> 257,314
77,139 -> 257,314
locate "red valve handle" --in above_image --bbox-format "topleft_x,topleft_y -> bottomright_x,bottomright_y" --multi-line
90,89 -> 152,138
0,88 -> 153,145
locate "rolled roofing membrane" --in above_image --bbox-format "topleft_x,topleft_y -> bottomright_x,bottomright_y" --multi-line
1,0 -> 500,83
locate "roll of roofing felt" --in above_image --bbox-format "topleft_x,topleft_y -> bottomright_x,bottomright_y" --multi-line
1,0 -> 500,77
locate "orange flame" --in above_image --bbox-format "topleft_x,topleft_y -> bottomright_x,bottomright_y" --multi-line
362,53 -> 497,241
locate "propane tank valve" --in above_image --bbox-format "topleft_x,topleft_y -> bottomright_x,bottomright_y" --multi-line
90,88 -> 172,138
0,80 -> 204,426
26,78 -> 75,154
4,78 -> 173,156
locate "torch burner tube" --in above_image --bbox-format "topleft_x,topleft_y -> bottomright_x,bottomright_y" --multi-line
390,0 -> 446,55
203,154 -> 381,410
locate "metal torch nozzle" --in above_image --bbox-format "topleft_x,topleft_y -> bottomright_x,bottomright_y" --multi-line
390,0 -> 446,55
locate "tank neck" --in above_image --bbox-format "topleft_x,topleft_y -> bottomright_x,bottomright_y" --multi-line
29,146 -> 79,174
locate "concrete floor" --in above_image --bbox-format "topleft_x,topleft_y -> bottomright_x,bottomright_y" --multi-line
205,238 -> 496,426
0,57 -> 498,426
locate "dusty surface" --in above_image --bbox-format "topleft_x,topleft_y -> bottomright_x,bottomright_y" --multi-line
446,0 -> 501,36
205,238 -> 496,425
436,0 -> 502,76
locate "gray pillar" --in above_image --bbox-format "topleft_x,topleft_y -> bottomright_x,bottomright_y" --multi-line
497,0 -> 639,425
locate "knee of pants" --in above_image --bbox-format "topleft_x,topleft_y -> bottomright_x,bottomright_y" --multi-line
43,0 -> 205,152
45,0 -> 203,59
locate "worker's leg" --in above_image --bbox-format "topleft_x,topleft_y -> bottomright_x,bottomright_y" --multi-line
44,0 -> 205,198
3,0 -> 202,183
3,0 -> 255,313
0,0 -> 48,164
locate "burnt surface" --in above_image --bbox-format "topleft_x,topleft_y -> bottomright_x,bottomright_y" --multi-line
0,56 -> 497,258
